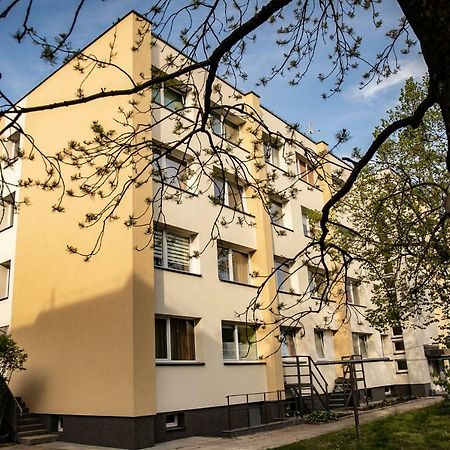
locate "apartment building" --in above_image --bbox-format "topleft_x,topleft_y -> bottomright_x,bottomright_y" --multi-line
0,11 -> 445,449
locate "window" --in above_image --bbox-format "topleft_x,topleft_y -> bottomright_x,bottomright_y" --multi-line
155,317 -> 196,361
274,258 -> 290,292
308,269 -> 326,298
263,135 -> 281,167
152,150 -> 189,190
396,359 -> 408,372
301,207 -> 311,237
165,413 -> 184,430
346,279 -> 360,305
217,245 -> 249,284
393,340 -> 405,353
154,228 -> 191,272
314,329 -> 325,358
210,110 -> 240,144
392,325 -> 403,337
0,193 -> 14,232
296,155 -> 315,185
381,334 -> 390,356
2,131 -> 20,164
269,198 -> 284,226
352,333 -> 369,358
0,261 -> 11,301
280,328 -> 297,357
152,84 -> 184,112
213,176 -> 244,211
222,323 -> 258,361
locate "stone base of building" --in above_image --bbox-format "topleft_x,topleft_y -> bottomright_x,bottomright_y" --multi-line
36,384 -> 433,448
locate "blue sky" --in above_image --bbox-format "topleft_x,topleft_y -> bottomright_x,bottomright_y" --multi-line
0,1 -> 427,156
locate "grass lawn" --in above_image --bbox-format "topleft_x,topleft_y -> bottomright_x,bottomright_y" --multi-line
275,400 -> 450,450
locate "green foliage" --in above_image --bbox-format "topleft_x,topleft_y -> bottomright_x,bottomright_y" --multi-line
434,367 -> 450,396
305,410 -> 337,423
0,334 -> 27,382
333,76 -> 450,331
276,401 -> 450,450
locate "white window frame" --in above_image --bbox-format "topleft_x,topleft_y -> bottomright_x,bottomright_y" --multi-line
396,359 -> 408,373
346,278 -> 361,305
210,110 -> 241,144
274,258 -> 290,292
217,244 -> 250,284
301,207 -> 311,237
314,329 -> 325,359
155,316 -> 196,361
213,176 -> 245,212
264,135 -> 282,167
0,261 -> 11,301
152,83 -> 185,112
308,268 -> 326,298
2,131 -> 20,165
0,192 -> 15,232
269,198 -> 284,226
352,333 -> 369,358
296,155 -> 316,185
153,228 -> 191,273
152,150 -> 190,191
222,322 -> 258,361
280,327 -> 298,357
165,413 -> 181,429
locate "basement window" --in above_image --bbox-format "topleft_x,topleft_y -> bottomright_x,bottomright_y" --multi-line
165,413 -> 184,430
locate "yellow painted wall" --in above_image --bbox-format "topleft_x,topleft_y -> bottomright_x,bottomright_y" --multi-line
10,13 -> 155,417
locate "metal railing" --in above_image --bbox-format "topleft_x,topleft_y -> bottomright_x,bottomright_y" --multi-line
282,355 -> 330,414
225,389 -> 287,431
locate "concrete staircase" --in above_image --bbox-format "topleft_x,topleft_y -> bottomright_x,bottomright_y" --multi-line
15,398 -> 59,446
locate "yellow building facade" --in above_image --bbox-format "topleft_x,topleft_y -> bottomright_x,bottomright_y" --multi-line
0,12 -> 444,449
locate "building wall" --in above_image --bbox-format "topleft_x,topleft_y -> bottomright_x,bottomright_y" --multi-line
10,12 -> 155,418
0,10 -> 441,448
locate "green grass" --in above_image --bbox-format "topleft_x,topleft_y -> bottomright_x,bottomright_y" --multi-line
276,401 -> 450,450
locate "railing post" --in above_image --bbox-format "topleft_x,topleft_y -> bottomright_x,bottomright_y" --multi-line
308,357 -> 315,411
246,394 -> 250,428
227,396 -> 231,431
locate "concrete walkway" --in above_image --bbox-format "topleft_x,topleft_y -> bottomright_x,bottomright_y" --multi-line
10,397 -> 442,450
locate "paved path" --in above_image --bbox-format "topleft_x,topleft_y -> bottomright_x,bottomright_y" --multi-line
10,397 -> 442,450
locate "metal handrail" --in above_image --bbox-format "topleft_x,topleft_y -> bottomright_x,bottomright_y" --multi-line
225,389 -> 287,431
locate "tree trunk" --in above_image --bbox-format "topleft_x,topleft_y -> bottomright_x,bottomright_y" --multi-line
397,0 -> 450,170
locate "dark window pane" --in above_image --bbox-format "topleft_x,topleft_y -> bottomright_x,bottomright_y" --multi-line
155,318 -> 167,359
170,318 -> 195,360
222,324 -> 236,359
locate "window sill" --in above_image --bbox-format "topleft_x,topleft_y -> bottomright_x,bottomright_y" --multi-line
396,370 -> 409,374
219,278 -> 257,289
278,289 -> 298,296
393,351 -> 406,355
155,266 -> 202,277
156,361 -> 205,366
224,361 -> 266,365
153,179 -> 198,197
271,222 -> 294,233
213,203 -> 255,219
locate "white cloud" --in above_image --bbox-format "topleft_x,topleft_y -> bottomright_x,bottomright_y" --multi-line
347,57 -> 428,102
